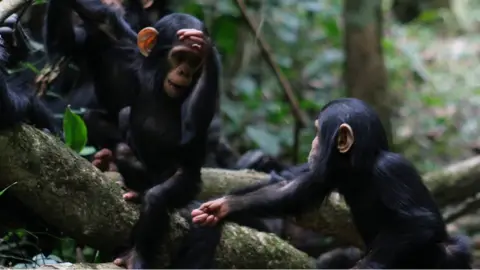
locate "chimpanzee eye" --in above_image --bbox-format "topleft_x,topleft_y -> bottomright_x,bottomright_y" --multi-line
187,57 -> 201,68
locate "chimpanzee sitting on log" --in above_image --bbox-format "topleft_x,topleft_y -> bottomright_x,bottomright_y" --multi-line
192,98 -> 473,269
52,0 -> 225,266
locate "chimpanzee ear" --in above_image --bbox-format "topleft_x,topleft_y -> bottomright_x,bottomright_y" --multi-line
137,27 -> 159,57
337,123 -> 354,154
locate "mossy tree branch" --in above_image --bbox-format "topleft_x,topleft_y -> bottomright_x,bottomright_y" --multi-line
0,124 -> 479,267
0,125 -> 313,268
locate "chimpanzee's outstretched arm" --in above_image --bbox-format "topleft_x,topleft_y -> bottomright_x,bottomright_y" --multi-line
225,172 -> 332,218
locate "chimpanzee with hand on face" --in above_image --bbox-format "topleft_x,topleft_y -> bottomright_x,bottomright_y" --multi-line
192,98 -> 472,269
51,0 -> 220,268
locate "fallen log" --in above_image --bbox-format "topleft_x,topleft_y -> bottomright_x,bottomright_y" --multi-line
0,125 -> 314,268
1,124 -> 480,267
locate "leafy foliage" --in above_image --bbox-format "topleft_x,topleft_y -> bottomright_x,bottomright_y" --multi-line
63,106 -> 88,154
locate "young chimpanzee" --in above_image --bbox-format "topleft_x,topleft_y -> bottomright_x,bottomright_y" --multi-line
192,98 -> 473,269
51,0 -> 220,268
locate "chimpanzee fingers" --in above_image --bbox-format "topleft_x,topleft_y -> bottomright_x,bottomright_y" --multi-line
192,212 -> 209,224
183,36 -> 204,44
191,208 -> 205,217
92,159 -> 102,168
191,44 -> 202,50
113,257 -> 126,267
92,158 -> 110,172
176,28 -> 204,37
177,30 -> 205,43
205,215 -> 217,226
94,148 -> 113,160
123,191 -> 140,202
199,201 -> 213,211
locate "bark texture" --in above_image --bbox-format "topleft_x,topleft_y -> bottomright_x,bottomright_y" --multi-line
1,125 -> 480,267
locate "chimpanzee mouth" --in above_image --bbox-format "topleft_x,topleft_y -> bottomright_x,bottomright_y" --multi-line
167,79 -> 187,91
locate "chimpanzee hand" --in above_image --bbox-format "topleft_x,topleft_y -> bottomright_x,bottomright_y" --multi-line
191,197 -> 230,226
92,148 -> 118,172
176,29 -> 209,53
113,248 -> 142,269
0,14 -> 29,67
92,148 -> 142,203
0,14 -> 19,65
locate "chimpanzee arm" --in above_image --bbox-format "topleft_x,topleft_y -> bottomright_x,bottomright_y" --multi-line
0,38 -> 59,135
44,0 -> 86,60
180,44 -> 221,145
71,0 -> 137,43
123,0 -> 151,31
356,152 -> 444,268
227,180 -> 278,196
225,172 -> 333,218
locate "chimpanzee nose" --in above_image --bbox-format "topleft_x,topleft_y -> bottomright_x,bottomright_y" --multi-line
177,67 -> 190,77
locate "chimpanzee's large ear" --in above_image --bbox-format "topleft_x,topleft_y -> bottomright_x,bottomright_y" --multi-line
137,27 -> 159,57
337,123 -> 354,153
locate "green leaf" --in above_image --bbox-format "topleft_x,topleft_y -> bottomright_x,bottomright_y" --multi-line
19,62 -> 40,74
63,105 -> 88,153
0,182 -> 17,197
246,126 -> 281,156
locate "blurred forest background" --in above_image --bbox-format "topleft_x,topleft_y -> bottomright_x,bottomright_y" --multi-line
4,0 -> 480,267
175,0 -> 480,174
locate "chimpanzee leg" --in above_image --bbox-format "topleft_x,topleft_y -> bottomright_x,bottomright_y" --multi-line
169,203 -> 222,269
83,109 -> 123,149
133,170 -> 202,268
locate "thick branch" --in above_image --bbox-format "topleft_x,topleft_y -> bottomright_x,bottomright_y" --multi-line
0,124 -> 479,263
0,125 -> 312,268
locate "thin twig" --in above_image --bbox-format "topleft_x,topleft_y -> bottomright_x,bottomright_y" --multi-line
234,0 -> 309,128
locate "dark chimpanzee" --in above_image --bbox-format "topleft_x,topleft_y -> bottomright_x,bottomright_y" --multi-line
0,17 -> 59,135
51,0 -> 221,267
192,98 -> 473,269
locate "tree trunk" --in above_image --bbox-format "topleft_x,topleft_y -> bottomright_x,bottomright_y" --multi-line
343,0 -> 392,143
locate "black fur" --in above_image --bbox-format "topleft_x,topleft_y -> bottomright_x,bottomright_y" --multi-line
46,0 -> 220,267
0,17 -> 59,135
43,0 -> 167,150
219,98 -> 472,269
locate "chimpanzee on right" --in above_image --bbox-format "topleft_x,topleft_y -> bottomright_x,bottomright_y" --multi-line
192,98 -> 472,269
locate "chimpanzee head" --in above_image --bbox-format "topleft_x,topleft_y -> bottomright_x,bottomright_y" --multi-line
308,98 -> 389,173
136,13 -> 208,99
